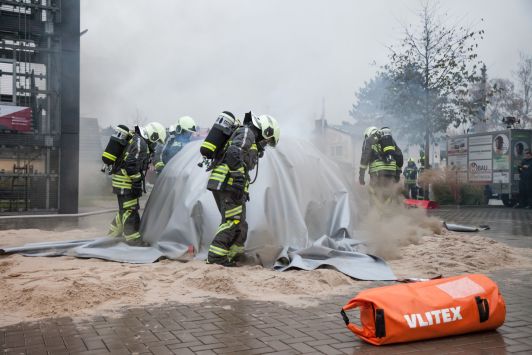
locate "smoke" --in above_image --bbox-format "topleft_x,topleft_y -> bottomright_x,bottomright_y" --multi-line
355,184 -> 442,260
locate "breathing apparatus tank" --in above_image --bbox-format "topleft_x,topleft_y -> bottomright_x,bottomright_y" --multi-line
199,111 -> 239,169
101,125 -> 131,173
378,127 -> 395,164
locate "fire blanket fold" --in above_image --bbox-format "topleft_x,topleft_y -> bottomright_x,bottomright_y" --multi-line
273,235 -> 396,281
341,274 -> 506,345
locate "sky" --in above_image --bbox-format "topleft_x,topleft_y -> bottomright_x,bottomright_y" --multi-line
80,0 -> 532,132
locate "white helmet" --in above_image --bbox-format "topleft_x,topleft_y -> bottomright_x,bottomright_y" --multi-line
140,121 -> 167,144
364,126 -> 378,138
252,114 -> 280,147
175,116 -> 197,134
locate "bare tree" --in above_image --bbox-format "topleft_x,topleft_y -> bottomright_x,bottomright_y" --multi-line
386,1 -> 484,180
129,107 -> 148,128
515,53 -> 532,126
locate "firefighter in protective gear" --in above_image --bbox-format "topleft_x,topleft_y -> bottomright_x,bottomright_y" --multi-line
152,128 -> 170,175
359,126 -> 403,206
158,116 -> 197,172
108,121 -> 166,245
206,112 -> 280,266
403,158 -> 418,199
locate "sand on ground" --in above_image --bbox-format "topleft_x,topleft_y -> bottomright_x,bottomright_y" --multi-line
0,226 -> 531,327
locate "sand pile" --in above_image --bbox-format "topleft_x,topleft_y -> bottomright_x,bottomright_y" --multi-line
1,227 -> 531,327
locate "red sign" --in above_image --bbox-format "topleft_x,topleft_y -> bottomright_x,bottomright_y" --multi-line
0,105 -> 32,132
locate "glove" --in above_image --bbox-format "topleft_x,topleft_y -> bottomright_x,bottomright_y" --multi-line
394,170 -> 401,183
131,180 -> 143,197
358,168 -> 365,186
229,171 -> 246,193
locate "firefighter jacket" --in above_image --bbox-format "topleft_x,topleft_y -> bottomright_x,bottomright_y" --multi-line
111,133 -> 150,195
403,162 -> 418,185
162,134 -> 189,165
359,133 -> 402,176
207,125 -> 259,192
152,141 -> 166,172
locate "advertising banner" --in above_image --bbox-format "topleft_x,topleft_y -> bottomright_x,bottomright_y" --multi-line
469,135 -> 492,146
493,171 -> 510,184
469,144 -> 492,160
469,159 -> 492,182
448,137 -> 467,155
492,133 -> 510,170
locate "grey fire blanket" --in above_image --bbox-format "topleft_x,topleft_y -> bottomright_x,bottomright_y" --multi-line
0,138 -> 396,281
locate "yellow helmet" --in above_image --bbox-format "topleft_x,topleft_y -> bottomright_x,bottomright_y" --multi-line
140,122 -> 167,144
175,116 -> 197,134
364,126 -> 378,138
252,114 -> 280,147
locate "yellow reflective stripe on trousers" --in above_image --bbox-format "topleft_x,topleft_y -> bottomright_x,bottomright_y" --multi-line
124,232 -> 141,241
225,206 -> 242,218
201,141 -> 217,152
112,174 -> 132,182
102,151 -> 117,161
214,165 -> 229,173
123,198 -> 138,209
154,161 -> 165,169
216,221 -> 233,234
209,245 -> 229,256
112,182 -> 132,189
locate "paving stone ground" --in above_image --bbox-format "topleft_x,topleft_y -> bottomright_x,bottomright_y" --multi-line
1,207 -> 531,354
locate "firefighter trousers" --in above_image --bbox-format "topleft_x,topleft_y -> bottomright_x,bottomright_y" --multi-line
207,190 -> 247,265
108,194 -> 141,241
368,173 -> 398,209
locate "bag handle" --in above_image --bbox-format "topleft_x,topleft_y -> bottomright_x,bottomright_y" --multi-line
476,296 -> 490,323
341,302 -> 366,337
341,301 -> 386,338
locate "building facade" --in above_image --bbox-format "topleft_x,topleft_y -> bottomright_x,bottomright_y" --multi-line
0,0 -> 79,214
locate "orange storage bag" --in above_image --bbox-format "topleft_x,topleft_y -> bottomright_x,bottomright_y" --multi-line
341,274 -> 505,345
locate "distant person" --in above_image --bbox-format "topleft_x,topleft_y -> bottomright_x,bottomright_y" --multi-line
515,149 -> 532,209
403,158 -> 418,199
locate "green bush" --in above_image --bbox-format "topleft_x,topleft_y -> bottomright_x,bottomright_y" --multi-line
460,184 -> 484,205
432,183 -> 457,205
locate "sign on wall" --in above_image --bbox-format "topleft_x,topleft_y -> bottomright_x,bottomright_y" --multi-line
469,159 -> 492,182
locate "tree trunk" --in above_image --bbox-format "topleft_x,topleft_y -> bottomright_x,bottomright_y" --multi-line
424,128 -> 430,200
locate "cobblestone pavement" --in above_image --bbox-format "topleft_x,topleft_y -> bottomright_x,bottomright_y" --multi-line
1,208 -> 531,354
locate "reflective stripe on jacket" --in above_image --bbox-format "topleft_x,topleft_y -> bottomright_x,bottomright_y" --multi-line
112,134 -> 149,195
207,126 -> 258,191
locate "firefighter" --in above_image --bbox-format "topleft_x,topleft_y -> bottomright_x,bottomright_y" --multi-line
108,121 -> 166,245
403,158 -> 418,199
161,116 -> 197,169
206,112 -> 280,266
358,126 -> 403,205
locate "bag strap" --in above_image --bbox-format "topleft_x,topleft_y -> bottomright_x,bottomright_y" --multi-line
476,296 -> 490,323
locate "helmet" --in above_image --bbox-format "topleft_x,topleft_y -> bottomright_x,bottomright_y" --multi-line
140,121 -> 167,144
175,116 -> 197,134
252,114 -> 280,147
408,158 -> 414,163
364,126 -> 378,138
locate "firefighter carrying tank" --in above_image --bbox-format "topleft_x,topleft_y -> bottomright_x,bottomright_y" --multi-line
101,125 -> 131,173
199,111 -> 239,169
